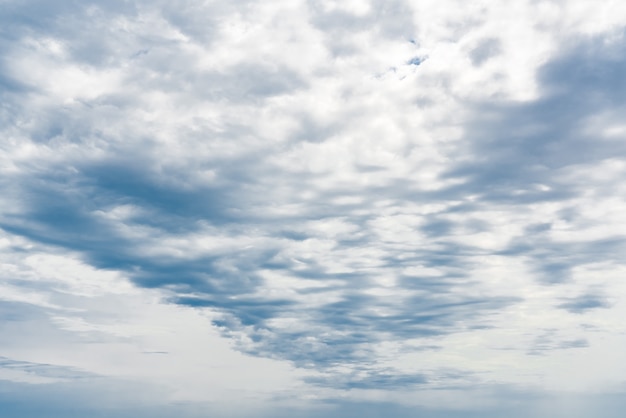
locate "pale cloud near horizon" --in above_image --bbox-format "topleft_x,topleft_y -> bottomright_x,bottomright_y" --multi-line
2,1 -> 626,417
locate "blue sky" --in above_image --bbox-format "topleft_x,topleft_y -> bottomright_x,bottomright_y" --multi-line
2,0 -> 626,416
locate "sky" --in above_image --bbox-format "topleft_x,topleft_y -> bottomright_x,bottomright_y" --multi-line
1,0 -> 626,417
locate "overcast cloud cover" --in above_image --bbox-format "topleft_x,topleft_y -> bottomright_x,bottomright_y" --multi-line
2,0 -> 626,416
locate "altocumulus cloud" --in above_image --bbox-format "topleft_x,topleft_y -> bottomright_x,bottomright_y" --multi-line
2,0 -> 626,417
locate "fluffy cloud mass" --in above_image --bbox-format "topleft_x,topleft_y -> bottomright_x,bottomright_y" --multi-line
2,0 -> 626,416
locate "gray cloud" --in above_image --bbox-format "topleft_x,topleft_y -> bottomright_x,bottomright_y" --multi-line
469,38 -> 501,66
2,0 -> 626,406
527,329 -> 590,356
557,292 -> 610,313
0,356 -> 94,381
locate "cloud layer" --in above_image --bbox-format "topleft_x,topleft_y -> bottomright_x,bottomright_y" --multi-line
2,0 -> 626,416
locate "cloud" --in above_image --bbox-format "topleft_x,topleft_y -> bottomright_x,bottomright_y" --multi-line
557,292 -> 610,314
0,356 -> 94,384
2,0 -> 626,415
527,329 -> 590,356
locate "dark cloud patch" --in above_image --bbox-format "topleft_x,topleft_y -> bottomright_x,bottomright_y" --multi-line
469,38 -> 501,66
0,0 -> 84,31
0,71 -> 32,95
540,37 -> 626,104
407,56 -> 425,66
501,235 -> 626,286
557,292 -> 610,313
0,301 -> 49,323
173,294 -> 295,327
200,275 -> 517,374
527,330 -> 589,355
559,338 -> 589,349
444,35 -> 626,204
80,162 -> 236,223
439,33 -> 626,287
420,217 -> 455,237
535,261 -> 573,284
0,0 -> 141,72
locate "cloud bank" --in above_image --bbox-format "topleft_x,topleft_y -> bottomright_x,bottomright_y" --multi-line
2,0 -> 626,416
